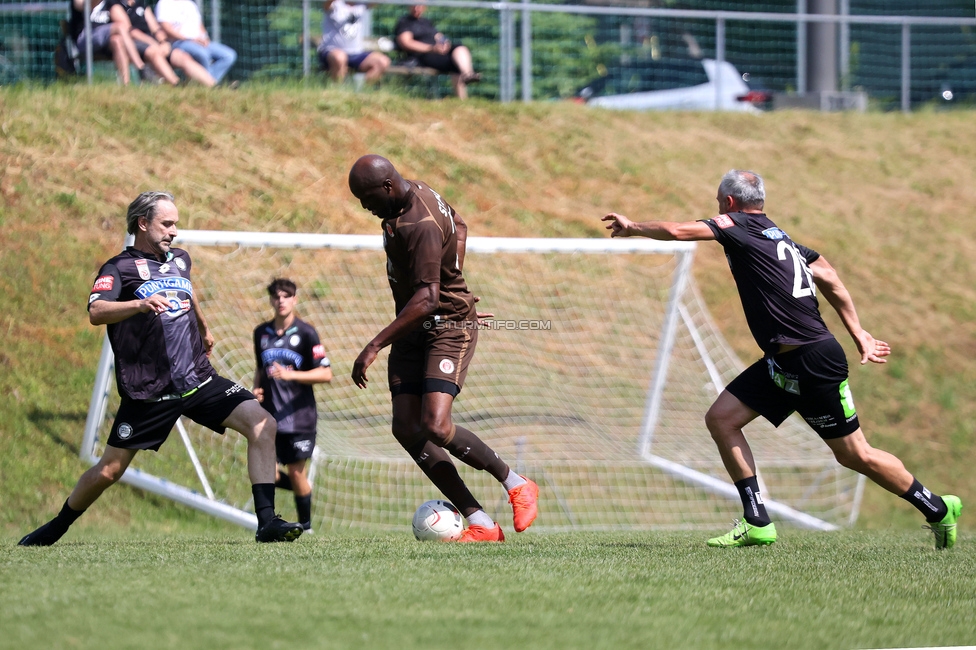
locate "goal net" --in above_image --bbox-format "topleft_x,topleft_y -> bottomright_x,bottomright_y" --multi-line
82,231 -> 864,533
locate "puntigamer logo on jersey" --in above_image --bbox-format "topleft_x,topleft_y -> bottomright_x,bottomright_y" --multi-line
135,277 -> 193,315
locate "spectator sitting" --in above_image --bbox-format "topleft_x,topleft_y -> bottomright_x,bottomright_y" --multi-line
69,0 -> 153,84
107,0 -> 216,87
154,0 -> 237,85
318,0 -> 390,85
394,4 -> 480,100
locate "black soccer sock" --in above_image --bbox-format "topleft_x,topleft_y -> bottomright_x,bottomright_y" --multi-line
900,478 -> 947,523
295,494 -> 312,527
405,439 -> 482,516
19,500 -> 85,547
442,426 -> 509,483
275,471 -> 293,491
734,476 -> 771,527
251,483 -> 277,528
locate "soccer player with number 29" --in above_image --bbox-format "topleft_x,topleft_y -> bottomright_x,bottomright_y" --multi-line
603,170 -> 961,549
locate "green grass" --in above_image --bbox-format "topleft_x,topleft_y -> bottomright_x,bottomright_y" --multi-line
2,530 -> 974,650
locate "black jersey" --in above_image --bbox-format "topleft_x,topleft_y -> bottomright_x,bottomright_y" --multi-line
105,0 -> 151,33
69,0 -> 112,40
700,212 -> 834,354
89,247 -> 214,400
253,318 -> 330,435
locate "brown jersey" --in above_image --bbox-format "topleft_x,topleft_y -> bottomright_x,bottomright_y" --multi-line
382,180 -> 476,321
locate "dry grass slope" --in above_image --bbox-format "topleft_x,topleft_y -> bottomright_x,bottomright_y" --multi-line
2,84 -> 975,532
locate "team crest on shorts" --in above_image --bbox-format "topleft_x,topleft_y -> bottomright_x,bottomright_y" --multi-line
439,359 -> 455,374
117,423 -> 133,439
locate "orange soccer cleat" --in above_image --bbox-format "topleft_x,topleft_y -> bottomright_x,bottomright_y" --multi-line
508,477 -> 539,532
458,523 -> 505,542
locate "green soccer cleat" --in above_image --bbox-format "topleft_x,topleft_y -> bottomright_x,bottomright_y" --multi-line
926,495 -> 962,550
707,520 -> 777,548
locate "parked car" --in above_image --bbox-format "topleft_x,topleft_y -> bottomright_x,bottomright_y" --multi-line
574,58 -> 769,112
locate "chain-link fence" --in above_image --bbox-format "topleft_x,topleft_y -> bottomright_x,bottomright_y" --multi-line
2,0 -> 975,111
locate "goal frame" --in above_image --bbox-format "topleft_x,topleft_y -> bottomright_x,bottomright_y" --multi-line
80,230 -> 862,532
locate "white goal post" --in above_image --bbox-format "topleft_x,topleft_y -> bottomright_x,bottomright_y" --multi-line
81,231 -> 864,533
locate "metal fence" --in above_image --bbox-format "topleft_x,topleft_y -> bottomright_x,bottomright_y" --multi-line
2,0 -> 975,112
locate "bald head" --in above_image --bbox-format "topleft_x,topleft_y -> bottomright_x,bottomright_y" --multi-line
349,155 -> 398,194
349,155 -> 410,220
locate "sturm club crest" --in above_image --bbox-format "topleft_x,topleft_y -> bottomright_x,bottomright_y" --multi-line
117,423 -> 133,439
135,259 -> 151,280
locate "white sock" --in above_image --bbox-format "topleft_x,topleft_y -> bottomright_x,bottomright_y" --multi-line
502,469 -> 527,492
466,510 -> 494,528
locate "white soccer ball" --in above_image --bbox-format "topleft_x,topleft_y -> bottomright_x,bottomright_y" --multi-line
412,499 -> 464,542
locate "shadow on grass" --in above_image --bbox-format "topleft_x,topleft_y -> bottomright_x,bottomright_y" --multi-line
27,408 -> 87,456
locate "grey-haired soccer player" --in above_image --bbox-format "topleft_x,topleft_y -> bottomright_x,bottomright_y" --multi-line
19,191 -> 303,546
603,170 -> 961,549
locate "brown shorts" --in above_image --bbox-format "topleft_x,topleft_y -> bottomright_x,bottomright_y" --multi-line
388,322 -> 477,396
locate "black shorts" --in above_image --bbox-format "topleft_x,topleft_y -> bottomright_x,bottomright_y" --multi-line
726,338 -> 860,439
108,375 -> 254,451
414,43 -> 464,74
276,430 -> 316,465
388,323 -> 476,398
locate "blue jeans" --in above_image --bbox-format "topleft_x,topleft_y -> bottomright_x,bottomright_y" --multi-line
173,40 -> 237,83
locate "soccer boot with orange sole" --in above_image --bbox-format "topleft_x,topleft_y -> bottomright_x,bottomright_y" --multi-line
458,523 -> 505,542
508,477 -> 539,532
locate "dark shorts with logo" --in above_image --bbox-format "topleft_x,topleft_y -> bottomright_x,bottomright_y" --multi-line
726,337 -> 860,439
388,322 -> 477,398
108,375 -> 254,451
276,430 -> 316,465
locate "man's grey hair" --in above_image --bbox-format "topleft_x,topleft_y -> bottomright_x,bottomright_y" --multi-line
126,191 -> 175,235
718,170 -> 765,209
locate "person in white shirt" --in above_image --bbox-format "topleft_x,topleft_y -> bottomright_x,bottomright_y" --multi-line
317,0 -> 389,84
155,0 -> 236,84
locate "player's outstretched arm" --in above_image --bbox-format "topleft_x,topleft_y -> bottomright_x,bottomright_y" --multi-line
601,213 -> 715,241
809,256 -> 890,365
352,283 -> 439,388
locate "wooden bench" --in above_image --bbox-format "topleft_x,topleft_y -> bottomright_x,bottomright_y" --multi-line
301,34 -> 446,97
385,63 -> 443,98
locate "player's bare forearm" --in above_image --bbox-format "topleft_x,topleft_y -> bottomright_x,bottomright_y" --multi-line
454,213 -> 467,271
277,366 -> 333,384
373,283 -> 439,350
89,297 -> 166,325
190,293 -> 215,354
601,213 -> 715,241
352,284 -> 438,388
252,369 -> 264,402
810,256 -> 890,364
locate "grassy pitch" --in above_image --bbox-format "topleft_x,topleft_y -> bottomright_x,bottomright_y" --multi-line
3,529 -> 973,649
